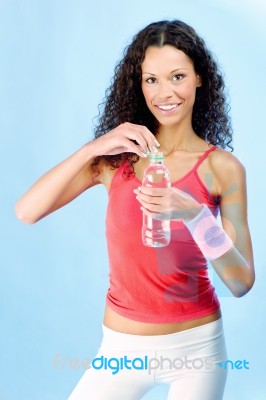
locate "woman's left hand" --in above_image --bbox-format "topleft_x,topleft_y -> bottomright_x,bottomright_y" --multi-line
134,186 -> 203,222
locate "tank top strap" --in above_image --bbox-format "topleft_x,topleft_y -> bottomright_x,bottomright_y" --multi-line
193,145 -> 217,172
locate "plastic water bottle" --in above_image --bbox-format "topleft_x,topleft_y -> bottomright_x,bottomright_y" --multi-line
142,152 -> 171,247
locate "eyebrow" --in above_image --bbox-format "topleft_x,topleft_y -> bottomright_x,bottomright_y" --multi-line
142,68 -> 188,75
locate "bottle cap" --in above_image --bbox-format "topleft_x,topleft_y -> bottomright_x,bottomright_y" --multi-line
149,151 -> 164,160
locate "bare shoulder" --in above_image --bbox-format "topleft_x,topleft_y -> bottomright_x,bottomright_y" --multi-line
209,148 -> 247,196
209,147 -> 246,173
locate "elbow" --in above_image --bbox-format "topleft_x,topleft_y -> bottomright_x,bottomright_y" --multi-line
14,201 -> 38,224
231,275 -> 255,298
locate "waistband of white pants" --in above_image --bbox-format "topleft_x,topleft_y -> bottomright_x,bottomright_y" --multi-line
101,317 -> 224,351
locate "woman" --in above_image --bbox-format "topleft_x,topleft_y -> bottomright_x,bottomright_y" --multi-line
15,20 -> 255,399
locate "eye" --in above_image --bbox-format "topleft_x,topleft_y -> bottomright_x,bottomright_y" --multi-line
145,77 -> 157,84
172,74 -> 185,81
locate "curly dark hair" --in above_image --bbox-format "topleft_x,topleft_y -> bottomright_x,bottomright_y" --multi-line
91,19 -> 233,175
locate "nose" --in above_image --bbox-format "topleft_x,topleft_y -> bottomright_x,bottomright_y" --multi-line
157,81 -> 174,100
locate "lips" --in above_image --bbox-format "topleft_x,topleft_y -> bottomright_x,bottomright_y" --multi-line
155,103 -> 181,112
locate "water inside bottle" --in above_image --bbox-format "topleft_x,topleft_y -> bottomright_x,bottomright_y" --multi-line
142,164 -> 171,247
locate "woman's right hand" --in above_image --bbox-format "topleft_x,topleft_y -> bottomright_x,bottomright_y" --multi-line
91,122 -> 160,158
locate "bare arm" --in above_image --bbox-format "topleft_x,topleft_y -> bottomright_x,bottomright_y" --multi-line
15,142 -> 100,224
15,122 -> 159,224
209,151 -> 255,297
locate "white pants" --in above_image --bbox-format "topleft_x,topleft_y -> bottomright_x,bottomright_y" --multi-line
68,318 -> 228,399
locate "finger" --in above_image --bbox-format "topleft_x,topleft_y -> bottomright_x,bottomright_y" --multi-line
125,130 -> 150,154
125,147 -> 148,158
126,124 -> 160,153
140,206 -> 165,219
141,127 -> 161,153
131,124 -> 160,149
137,186 -> 169,196
136,193 -> 154,206
137,197 -> 162,212
120,138 -> 148,158
136,193 -> 162,206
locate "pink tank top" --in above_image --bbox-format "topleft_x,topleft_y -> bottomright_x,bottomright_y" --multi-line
105,146 -> 221,323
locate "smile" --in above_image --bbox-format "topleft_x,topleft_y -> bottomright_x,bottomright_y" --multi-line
156,103 -> 180,112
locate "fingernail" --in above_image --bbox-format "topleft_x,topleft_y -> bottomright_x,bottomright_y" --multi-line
141,152 -> 147,158
152,146 -> 159,153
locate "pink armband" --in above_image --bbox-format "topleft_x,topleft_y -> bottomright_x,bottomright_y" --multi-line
185,204 -> 233,260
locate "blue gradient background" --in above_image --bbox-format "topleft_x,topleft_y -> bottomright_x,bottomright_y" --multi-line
0,0 -> 265,399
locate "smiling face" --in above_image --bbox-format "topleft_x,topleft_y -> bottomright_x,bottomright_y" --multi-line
141,45 -> 201,130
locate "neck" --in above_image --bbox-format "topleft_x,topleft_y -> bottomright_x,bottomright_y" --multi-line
155,122 -> 200,155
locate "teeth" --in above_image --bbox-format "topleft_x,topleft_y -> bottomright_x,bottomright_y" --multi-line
158,104 -> 178,111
